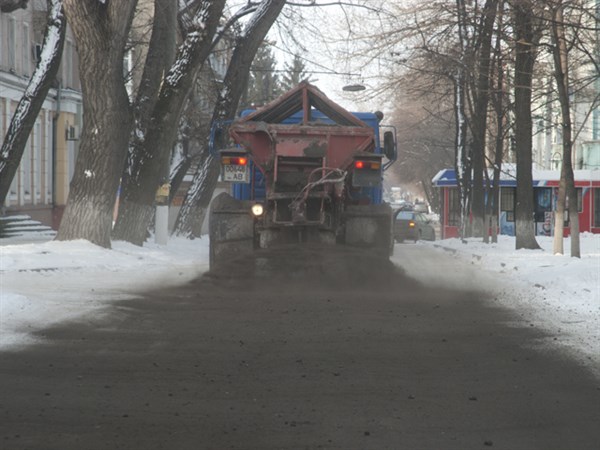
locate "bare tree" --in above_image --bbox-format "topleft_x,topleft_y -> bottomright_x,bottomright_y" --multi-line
453,0 -> 473,240
469,0 -> 499,238
112,0 -> 226,245
485,0 -> 508,244
550,0 -> 580,257
174,0 -> 287,237
55,0 -> 137,248
388,94 -> 454,214
167,70 -> 222,205
325,1 -> 503,239
0,0 -> 66,206
510,0 -> 542,250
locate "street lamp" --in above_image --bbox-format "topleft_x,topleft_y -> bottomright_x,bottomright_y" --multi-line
342,84 -> 365,92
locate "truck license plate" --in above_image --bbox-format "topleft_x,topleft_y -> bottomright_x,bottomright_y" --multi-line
222,164 -> 250,182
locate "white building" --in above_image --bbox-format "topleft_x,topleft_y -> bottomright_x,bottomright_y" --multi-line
532,0 -> 600,171
0,1 -> 82,228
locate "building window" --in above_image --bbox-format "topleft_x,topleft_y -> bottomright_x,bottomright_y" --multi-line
501,187 -> 515,222
9,175 -> 18,204
562,187 -> 583,210
45,116 -> 53,203
34,121 -> 42,201
8,17 -> 16,71
555,187 -> 583,224
448,188 -> 460,226
0,15 -> 3,66
594,108 -> 600,141
63,40 -> 74,88
23,138 -> 32,198
68,140 -> 76,182
535,187 -> 553,222
22,23 -> 30,76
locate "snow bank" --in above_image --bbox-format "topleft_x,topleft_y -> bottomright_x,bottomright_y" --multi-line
0,237 -> 210,350
393,234 -> 599,377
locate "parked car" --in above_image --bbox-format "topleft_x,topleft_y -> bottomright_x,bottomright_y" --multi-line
395,202 -> 414,212
393,210 -> 436,242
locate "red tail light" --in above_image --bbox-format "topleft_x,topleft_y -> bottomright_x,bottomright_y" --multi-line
222,156 -> 248,166
354,160 -> 381,170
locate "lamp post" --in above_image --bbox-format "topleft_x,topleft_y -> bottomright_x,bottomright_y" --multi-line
342,83 -> 365,92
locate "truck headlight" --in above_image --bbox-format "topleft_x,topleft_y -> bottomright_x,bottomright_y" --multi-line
251,203 -> 264,217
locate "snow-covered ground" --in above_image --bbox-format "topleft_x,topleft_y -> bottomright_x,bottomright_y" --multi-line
393,234 -> 599,377
1,233 -> 598,378
0,236 -> 209,350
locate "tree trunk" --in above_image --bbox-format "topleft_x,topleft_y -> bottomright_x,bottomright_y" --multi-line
553,176 -> 566,254
470,0 -> 498,238
490,150 -> 503,244
174,0 -> 287,237
111,0 -> 178,245
0,0 -> 66,206
174,151 -> 215,237
112,0 -> 226,245
55,0 -> 137,248
512,0 -> 541,250
551,1 -> 580,258
490,0 -> 505,245
168,141 -> 194,204
483,162 -> 493,244
453,0 -> 472,240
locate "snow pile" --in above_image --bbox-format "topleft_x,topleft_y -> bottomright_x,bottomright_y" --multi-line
0,237 -> 209,349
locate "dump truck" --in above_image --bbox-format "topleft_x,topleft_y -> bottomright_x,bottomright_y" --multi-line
209,82 -> 397,268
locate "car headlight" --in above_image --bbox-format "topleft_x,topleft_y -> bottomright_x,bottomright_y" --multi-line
251,203 -> 264,217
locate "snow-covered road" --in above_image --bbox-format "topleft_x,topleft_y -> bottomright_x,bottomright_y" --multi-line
1,234 -> 598,378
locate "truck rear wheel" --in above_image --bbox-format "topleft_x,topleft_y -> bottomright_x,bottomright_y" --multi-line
209,192 -> 256,270
343,203 -> 393,258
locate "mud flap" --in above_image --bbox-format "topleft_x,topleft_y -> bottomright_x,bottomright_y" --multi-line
209,192 -> 256,269
343,203 -> 394,258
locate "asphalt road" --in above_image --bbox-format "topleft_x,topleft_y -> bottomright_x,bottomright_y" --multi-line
1,245 -> 599,450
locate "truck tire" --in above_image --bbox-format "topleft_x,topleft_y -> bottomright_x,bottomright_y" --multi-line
209,192 -> 255,270
343,203 -> 393,258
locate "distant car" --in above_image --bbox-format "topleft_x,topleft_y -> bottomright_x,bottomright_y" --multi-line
393,210 -> 436,242
395,202 -> 414,212
413,202 -> 428,213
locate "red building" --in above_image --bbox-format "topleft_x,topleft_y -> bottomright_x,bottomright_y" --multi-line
432,167 -> 600,239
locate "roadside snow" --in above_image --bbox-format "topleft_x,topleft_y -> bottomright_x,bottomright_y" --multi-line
1,237 -> 209,349
392,234 -> 599,377
1,233 -> 598,378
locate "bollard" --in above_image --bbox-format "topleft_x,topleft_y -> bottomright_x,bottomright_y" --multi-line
155,183 -> 170,245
